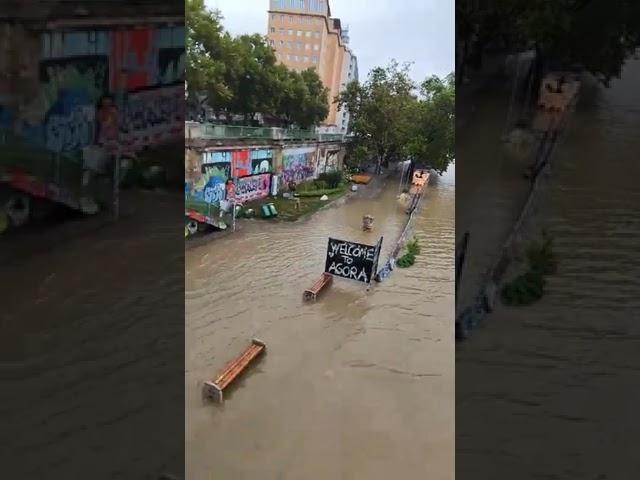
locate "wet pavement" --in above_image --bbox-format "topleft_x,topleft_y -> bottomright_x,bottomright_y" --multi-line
186,170 -> 455,479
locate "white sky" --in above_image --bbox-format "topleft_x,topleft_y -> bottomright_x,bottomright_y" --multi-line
205,0 -> 454,84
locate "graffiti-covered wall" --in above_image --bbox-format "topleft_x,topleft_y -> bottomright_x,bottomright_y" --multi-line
280,147 -> 317,187
185,142 -> 345,225
1,24 -> 185,156
185,147 -> 276,218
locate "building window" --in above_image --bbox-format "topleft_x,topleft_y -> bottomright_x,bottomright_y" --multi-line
280,40 -> 284,47
279,28 -> 285,35
271,14 -> 276,20
305,44 -> 311,50
312,55 -> 319,63
287,41 -> 293,49
296,41 -> 303,49
280,14 -> 285,22
269,40 -> 275,46
288,29 -> 294,35
303,55 -> 309,63
297,30 -> 302,36
287,54 -> 292,60
270,27 -> 275,33
314,31 -> 320,38
305,31 -> 311,37
313,44 -> 319,51
294,55 -> 299,61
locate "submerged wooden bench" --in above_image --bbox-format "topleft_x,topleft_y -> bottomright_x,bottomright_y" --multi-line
204,338 -> 266,403
303,273 -> 333,301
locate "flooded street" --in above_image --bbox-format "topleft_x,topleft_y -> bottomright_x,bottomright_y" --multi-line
457,58 -> 640,478
0,191 -> 184,479
186,172 -> 455,479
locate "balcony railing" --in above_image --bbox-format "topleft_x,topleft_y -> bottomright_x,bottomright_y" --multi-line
186,122 -> 347,143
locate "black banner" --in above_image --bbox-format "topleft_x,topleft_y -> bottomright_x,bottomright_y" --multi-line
324,237 -> 382,284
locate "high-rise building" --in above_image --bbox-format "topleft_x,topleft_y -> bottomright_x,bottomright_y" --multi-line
267,0 -> 353,131
336,27 -> 358,134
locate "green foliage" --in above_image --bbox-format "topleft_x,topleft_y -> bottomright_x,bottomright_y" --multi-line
318,171 -> 343,189
526,232 -> 557,275
501,270 -> 546,306
186,0 -> 329,126
295,187 -> 344,197
338,61 -> 454,174
397,238 -> 421,268
406,74 -> 455,174
457,0 -> 640,86
406,237 -> 421,256
397,253 -> 416,268
501,232 -> 557,306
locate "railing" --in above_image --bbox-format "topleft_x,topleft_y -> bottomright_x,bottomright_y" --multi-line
186,122 -> 348,143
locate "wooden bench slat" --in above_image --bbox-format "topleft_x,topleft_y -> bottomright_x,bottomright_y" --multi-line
304,273 -> 332,301
215,345 -> 262,388
205,339 -> 266,401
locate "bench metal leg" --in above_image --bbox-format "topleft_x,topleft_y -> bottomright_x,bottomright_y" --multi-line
204,381 -> 223,403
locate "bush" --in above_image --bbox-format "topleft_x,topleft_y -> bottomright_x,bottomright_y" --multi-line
318,171 -> 343,188
501,270 -> 546,306
397,252 -> 416,268
406,238 -> 421,256
501,232 -> 557,306
314,180 -> 328,190
526,234 -> 557,275
295,187 -> 344,197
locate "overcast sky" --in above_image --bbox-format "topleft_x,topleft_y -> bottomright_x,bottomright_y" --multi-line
205,0 -> 454,84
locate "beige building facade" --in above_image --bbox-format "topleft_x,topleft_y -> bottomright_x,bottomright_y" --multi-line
267,0 -> 351,130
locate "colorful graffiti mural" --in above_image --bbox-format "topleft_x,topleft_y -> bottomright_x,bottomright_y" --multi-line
120,85 -> 184,149
281,147 -> 317,186
186,161 -> 228,207
235,174 -> 272,203
6,26 -> 184,155
202,149 -> 274,179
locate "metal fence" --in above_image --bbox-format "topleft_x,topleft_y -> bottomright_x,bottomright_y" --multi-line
186,122 -> 347,143
1,128 -> 116,219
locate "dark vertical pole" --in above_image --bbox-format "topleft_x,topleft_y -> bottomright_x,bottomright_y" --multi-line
456,231 -> 470,303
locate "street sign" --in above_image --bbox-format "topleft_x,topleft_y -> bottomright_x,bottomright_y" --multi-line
324,237 -> 383,285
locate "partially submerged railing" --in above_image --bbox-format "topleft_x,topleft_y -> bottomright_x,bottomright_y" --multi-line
455,76 -> 580,340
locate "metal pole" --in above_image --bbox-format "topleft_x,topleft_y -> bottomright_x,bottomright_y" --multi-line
455,231 -> 470,303
232,200 -> 236,232
113,150 -> 120,220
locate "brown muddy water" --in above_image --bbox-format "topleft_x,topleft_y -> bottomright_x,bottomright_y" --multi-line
186,171 -> 455,479
0,190 -> 184,479
457,58 -> 640,478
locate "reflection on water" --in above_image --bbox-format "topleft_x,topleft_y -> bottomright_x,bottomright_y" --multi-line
457,58 -> 640,478
186,174 -> 454,479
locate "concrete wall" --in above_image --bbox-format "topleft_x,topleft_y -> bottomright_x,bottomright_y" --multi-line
1,21 -> 185,159
185,140 -> 345,221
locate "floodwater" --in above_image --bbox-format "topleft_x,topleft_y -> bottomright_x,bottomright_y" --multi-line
0,191 -> 184,479
186,171 -> 455,479
457,58 -> 640,478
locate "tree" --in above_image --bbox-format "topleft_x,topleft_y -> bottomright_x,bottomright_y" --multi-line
186,0 -> 232,117
407,74 -> 455,173
337,61 -> 417,174
457,0 -> 640,88
186,1 -> 329,127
